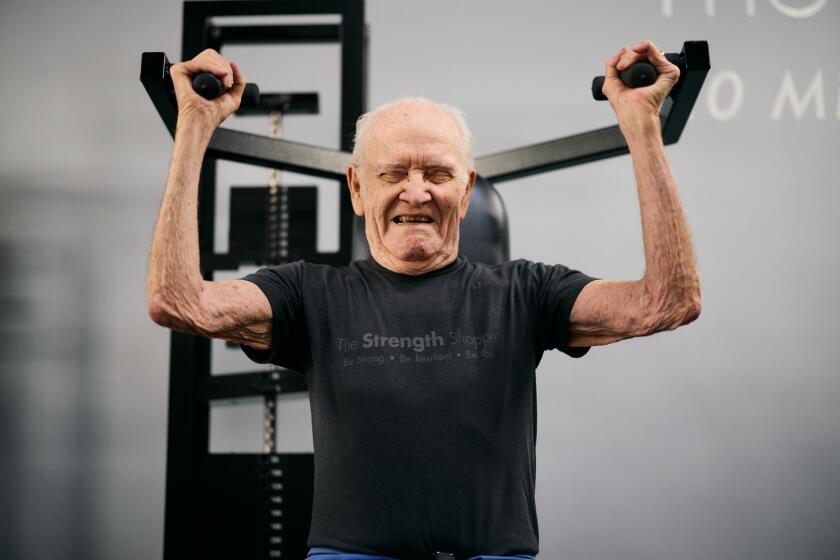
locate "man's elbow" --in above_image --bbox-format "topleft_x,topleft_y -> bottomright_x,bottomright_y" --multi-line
665,292 -> 702,331
643,291 -> 701,334
147,291 -> 198,332
147,291 -> 175,327
682,293 -> 702,326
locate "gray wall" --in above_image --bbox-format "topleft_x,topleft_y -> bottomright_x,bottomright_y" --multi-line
1,1 -> 839,559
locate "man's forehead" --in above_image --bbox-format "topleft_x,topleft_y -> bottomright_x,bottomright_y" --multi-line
366,106 -> 463,161
373,152 -> 460,169
371,103 -> 461,140
367,133 -> 461,165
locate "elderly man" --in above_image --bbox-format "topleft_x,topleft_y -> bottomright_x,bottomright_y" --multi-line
147,41 -> 700,560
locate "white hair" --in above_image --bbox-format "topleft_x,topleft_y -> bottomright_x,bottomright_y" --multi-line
351,96 -> 474,169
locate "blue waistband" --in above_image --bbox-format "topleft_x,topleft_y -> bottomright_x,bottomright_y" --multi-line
307,548 -> 536,560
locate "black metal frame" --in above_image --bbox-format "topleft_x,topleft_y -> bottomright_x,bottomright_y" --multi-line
474,41 -> 710,182
140,52 -> 351,181
143,40 -> 709,185
156,2 -> 367,560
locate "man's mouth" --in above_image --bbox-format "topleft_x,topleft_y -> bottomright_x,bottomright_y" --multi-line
393,215 -> 433,224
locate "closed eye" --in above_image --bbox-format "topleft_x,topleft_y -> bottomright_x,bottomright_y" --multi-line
379,170 -> 407,183
426,170 -> 454,184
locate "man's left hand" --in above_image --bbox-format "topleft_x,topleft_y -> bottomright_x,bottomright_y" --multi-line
602,39 -> 680,130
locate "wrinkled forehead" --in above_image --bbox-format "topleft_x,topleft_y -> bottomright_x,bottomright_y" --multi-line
362,104 -> 466,168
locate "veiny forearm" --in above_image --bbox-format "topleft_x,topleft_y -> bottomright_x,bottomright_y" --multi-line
147,119 -> 215,326
567,117 -> 701,346
625,116 -> 701,327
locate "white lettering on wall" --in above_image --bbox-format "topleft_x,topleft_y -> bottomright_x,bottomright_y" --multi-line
707,71 -> 745,121
771,70 -> 826,121
768,0 -> 827,18
663,0 -> 825,17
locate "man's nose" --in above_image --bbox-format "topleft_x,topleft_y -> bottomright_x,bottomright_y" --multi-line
398,173 -> 432,206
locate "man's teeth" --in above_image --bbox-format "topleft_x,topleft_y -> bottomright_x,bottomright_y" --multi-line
394,216 -> 432,223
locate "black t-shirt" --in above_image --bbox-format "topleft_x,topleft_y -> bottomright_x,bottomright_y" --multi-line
241,256 -> 596,559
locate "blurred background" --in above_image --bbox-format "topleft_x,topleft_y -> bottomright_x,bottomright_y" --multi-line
1,0 -> 838,559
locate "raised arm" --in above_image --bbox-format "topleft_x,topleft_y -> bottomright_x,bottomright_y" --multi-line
146,49 -> 273,351
568,40 -> 701,347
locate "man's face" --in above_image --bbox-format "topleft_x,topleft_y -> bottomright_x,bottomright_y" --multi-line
346,101 -> 475,275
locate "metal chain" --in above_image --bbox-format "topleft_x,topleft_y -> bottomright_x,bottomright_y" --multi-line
267,110 -> 289,264
268,111 -> 283,190
263,396 -> 276,454
264,111 -> 287,455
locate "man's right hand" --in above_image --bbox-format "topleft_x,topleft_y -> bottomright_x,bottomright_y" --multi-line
170,48 -> 247,130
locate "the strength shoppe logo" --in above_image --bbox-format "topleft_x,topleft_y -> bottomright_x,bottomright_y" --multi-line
336,329 -> 498,367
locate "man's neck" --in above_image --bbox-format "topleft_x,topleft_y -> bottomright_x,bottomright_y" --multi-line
370,251 -> 457,276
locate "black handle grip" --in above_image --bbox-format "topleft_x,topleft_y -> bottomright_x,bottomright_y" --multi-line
191,72 -> 260,108
591,52 -> 683,101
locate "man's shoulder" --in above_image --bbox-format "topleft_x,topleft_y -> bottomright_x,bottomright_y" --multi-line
465,257 -> 542,276
243,259 -> 359,288
257,259 -> 363,275
464,258 -> 590,291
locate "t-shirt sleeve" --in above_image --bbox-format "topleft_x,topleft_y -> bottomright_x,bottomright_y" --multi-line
529,261 -> 597,358
239,261 -> 309,372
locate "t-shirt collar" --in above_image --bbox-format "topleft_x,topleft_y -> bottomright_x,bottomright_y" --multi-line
364,255 -> 466,280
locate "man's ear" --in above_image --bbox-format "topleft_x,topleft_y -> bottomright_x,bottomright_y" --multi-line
459,170 -> 476,220
346,164 -> 365,217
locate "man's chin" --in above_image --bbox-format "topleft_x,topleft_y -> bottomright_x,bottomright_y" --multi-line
402,245 -> 431,261
387,239 -> 437,262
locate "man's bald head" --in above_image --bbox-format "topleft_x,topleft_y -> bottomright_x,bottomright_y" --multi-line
344,97 -> 477,275
351,97 -> 474,170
